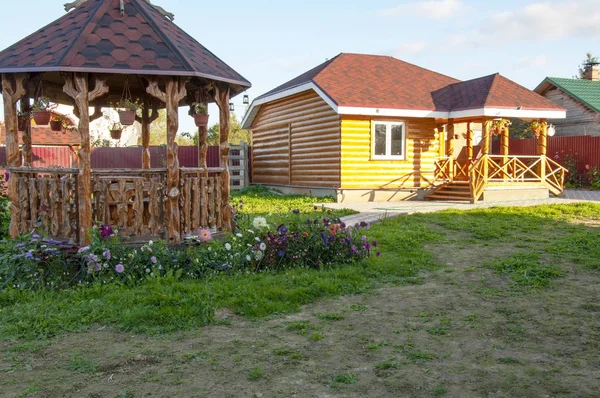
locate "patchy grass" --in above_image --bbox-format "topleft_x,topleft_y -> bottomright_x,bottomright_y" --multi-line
2,203 -> 600,397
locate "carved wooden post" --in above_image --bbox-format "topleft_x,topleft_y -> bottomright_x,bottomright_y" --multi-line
64,72 -> 109,244
2,73 -> 26,237
142,95 -> 151,169
213,85 -> 233,231
20,94 -> 32,166
501,125 -> 510,180
146,77 -> 188,243
437,123 -> 445,158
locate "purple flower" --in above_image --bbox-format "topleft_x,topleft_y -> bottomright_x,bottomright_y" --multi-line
321,232 -> 328,246
99,224 -> 114,238
94,263 -> 102,271
115,264 -> 124,273
292,209 -> 300,215
364,242 -> 371,250
351,245 -> 358,254
376,252 -> 381,257
307,219 -> 312,226
103,249 -> 111,260
372,240 -> 378,247
24,252 -> 34,260
340,222 -> 346,229
278,225 -> 288,234
361,235 -> 368,242
323,219 -> 330,226
151,256 -> 157,264
3,172 -> 9,182
360,221 -> 369,228
31,234 -> 40,240
277,250 -> 285,257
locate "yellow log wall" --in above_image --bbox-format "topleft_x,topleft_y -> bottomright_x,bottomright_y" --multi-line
251,91 -> 341,187
341,116 -> 439,189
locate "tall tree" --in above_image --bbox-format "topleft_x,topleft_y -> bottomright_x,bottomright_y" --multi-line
575,52 -> 599,79
207,114 -> 251,145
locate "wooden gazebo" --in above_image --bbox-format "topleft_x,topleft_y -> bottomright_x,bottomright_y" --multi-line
0,0 -> 251,244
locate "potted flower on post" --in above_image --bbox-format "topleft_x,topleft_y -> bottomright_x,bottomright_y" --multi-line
50,114 -> 67,132
31,97 -> 54,125
491,119 -> 510,136
530,121 -> 543,137
115,99 -> 141,126
191,102 -> 209,128
109,122 -> 123,140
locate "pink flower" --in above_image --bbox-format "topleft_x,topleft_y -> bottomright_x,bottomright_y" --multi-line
198,228 -> 212,243
151,256 -> 157,264
115,264 -> 124,273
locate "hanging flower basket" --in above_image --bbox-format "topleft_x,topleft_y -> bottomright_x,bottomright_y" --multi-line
18,116 -> 27,131
50,120 -> 62,132
32,110 -> 51,126
193,113 -> 209,128
110,128 -> 123,140
118,110 -> 136,126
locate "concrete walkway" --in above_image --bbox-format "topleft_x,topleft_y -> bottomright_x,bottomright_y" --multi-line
334,189 -> 600,226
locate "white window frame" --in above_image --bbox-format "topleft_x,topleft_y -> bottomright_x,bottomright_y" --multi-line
371,121 -> 406,160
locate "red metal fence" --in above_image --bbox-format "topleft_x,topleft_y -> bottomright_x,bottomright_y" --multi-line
493,136 -> 600,174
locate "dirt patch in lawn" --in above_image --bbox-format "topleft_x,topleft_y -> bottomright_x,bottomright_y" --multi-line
2,233 -> 600,397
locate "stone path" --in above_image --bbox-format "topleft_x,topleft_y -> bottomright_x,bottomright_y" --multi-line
335,189 -> 600,226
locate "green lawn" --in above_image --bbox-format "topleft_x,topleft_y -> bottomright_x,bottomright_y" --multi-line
1,200 -> 600,397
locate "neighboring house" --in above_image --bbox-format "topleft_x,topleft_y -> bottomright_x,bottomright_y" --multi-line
242,53 -> 566,203
535,64 -> 600,136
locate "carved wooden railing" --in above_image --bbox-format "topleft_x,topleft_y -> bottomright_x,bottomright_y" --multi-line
433,157 -> 454,183
179,167 -> 227,236
469,155 -> 568,202
8,167 -> 79,239
92,169 -> 167,239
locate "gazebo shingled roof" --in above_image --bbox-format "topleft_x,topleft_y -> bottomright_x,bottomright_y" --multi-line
0,0 -> 250,86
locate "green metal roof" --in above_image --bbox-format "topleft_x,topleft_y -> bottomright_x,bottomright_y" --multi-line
545,77 -> 600,113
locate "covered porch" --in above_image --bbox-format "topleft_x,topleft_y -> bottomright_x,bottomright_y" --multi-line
427,75 -> 568,203
0,0 -> 251,244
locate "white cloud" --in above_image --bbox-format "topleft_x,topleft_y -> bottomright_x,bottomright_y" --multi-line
379,0 -> 464,20
482,0 -> 600,43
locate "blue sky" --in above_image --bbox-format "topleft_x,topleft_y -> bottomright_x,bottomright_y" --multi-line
0,0 -> 598,134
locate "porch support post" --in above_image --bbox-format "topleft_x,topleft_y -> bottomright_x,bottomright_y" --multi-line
437,123 -> 445,157
214,84 -> 233,232
446,120 -> 455,180
500,126 -> 509,156
196,90 -> 209,169
2,73 -> 26,238
537,119 -> 548,181
141,95 -> 151,169
482,119 -> 491,181
146,77 -> 188,243
20,94 -> 32,166
466,122 -> 473,161
64,73 -> 109,244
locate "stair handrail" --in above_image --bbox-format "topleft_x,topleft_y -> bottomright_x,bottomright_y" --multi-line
469,155 -> 488,202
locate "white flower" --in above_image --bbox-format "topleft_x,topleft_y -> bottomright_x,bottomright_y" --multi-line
247,229 -> 255,234
252,217 -> 269,230
225,243 -> 232,251
255,237 -> 260,242
246,255 -> 252,261
148,240 -> 153,245
259,242 -> 266,251
78,246 -> 90,254
255,251 -> 264,261
236,233 -> 243,238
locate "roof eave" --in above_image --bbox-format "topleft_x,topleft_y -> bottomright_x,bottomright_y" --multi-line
0,66 -> 251,88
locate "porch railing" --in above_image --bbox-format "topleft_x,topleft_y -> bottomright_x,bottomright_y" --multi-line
9,167 -> 228,242
469,155 -> 568,202
433,157 -> 473,183
8,167 -> 79,239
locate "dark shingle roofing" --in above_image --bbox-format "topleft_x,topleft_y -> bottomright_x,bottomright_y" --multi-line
536,77 -> 600,113
433,73 -> 563,111
256,53 -> 562,112
0,0 -> 250,87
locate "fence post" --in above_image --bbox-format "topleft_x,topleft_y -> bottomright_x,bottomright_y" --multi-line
228,141 -> 249,191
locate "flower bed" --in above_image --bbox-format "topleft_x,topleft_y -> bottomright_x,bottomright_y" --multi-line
0,214 -> 378,291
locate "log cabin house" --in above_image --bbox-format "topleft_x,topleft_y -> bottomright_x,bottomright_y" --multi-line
0,0 -> 250,244
534,63 -> 600,136
242,53 -> 568,203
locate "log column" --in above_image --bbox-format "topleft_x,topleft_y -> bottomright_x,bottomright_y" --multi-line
20,94 -> 32,166
466,122 -> 473,161
446,121 -> 455,180
482,119 -> 491,181
147,77 -> 188,243
537,119 -> 548,181
213,85 -> 233,232
2,73 -> 26,237
64,73 -> 109,244
141,95 -> 151,169
436,123 -> 445,157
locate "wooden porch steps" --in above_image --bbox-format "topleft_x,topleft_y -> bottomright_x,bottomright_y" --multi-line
426,181 -> 473,202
